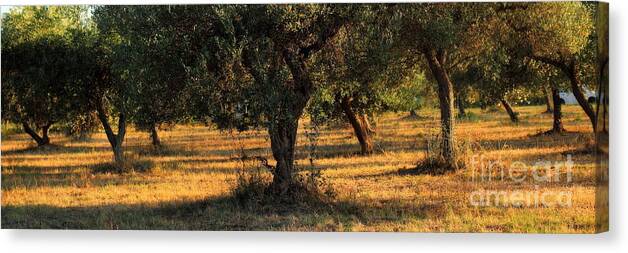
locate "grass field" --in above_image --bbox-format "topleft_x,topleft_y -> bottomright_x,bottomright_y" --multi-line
1,105 -> 598,232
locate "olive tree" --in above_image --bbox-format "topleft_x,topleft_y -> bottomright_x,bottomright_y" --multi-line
93,6 -> 205,146
68,6 -> 138,169
1,6 -> 91,146
308,6 -> 416,155
98,5 -> 350,188
394,3 -> 491,169
499,2 -> 597,130
234,4 -> 354,190
2,38 -> 74,145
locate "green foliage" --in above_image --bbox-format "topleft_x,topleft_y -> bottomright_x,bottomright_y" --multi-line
1,6 -> 89,48
308,5 -> 422,124
394,3 -> 491,58
381,72 -> 432,113
1,6 -> 94,136
2,37 -> 73,125
498,2 -> 596,93
500,2 -> 592,60
60,112 -> 101,140
93,6 -> 204,132
240,4 -> 352,124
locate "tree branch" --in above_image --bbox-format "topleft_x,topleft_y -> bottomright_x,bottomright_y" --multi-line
529,54 -> 569,72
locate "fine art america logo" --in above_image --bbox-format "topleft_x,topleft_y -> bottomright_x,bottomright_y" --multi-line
468,154 -> 574,208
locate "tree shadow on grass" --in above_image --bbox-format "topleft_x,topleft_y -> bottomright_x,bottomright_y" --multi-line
1,193 -> 445,231
1,144 -> 111,156
154,160 -> 241,174
2,163 -> 171,191
3,142 -> 216,158
132,144 -> 205,157
350,166 -> 439,180
1,171 -> 84,190
90,160 -> 155,174
307,139 -> 421,160
477,131 -> 592,151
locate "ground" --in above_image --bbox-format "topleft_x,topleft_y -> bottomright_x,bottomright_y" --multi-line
1,105 -> 599,232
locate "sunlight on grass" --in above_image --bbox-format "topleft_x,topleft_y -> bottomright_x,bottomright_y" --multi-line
1,105 -> 597,232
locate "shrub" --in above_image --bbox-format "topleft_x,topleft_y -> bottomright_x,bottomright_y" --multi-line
230,122 -> 335,211
415,132 -> 475,175
232,166 -> 336,212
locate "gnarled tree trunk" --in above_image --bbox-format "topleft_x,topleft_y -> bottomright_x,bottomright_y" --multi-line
340,97 -> 374,155
21,121 -> 52,146
425,48 -> 456,164
550,87 -> 565,133
267,46 -> 315,190
96,101 -> 127,169
262,16 -> 346,192
500,99 -> 519,123
566,63 -> 596,131
268,117 -> 299,191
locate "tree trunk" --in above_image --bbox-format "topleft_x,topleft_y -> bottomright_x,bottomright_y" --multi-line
150,124 -> 161,146
425,48 -> 456,164
362,114 -> 375,135
500,99 -> 519,123
269,47 -> 314,190
550,87 -> 565,133
96,101 -> 127,169
21,121 -> 51,146
113,144 -> 124,166
266,19 -> 345,190
243,48 -> 305,191
409,110 -> 418,117
457,93 -> 467,117
532,56 -> 595,131
41,124 -> 51,145
268,117 -> 299,191
566,63 -> 597,131
544,87 -> 553,113
340,97 -> 374,155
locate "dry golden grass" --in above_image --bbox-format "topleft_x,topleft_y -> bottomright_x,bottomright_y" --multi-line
1,105 -> 598,232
